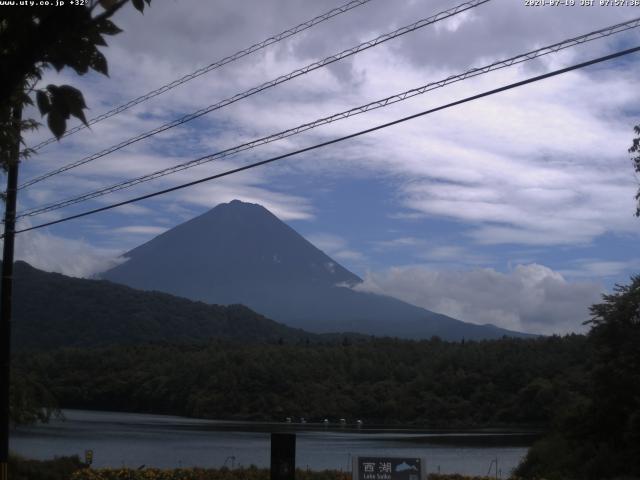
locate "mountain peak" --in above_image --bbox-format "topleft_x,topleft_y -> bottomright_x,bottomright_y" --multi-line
105,200 -> 362,304
226,198 -> 254,206
218,199 -> 263,210
190,199 -> 272,225
102,202 -> 531,340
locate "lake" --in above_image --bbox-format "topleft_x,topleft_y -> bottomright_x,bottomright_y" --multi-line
11,410 -> 535,477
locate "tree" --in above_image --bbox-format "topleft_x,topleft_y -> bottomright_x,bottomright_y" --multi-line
583,275 -> 640,478
1,0 -> 152,157
9,366 -> 58,427
628,127 -> 640,217
516,276 -> 640,480
0,1 -> 151,477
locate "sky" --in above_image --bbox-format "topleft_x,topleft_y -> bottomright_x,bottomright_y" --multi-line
12,0 -> 640,335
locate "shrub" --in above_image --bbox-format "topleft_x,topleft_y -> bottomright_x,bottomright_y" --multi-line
9,454 -> 87,480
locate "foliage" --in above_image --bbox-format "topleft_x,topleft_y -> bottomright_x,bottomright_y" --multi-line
9,454 -> 86,480
9,365 -> 59,426
427,476 -> 497,480
513,433 -> 582,480
71,467 -> 350,480
8,262 -> 318,351
3,457 -> 515,480
16,334 -> 589,428
628,127 -> 640,216
582,275 -> 640,478
69,468 -> 497,480
515,276 -> 640,479
1,0 -> 151,428
0,0 -> 150,168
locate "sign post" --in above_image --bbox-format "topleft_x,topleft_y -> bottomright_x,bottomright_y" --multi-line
352,456 -> 424,480
270,433 -> 295,480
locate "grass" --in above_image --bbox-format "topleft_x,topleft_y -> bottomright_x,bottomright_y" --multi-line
9,454 -> 87,480
9,456 -> 502,480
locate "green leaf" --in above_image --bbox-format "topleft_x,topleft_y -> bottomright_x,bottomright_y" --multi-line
47,110 -> 66,140
90,50 -> 108,76
21,92 -> 34,107
131,0 -> 145,13
36,90 -> 50,115
46,85 -> 69,118
46,85 -> 66,115
58,85 -> 88,126
88,29 -> 108,47
96,19 -> 123,36
70,106 -> 88,126
60,85 -> 87,109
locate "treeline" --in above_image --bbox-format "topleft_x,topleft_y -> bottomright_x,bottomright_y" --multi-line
515,276 -> 640,480
11,276 -> 640,479
8,261 -> 319,351
17,335 -> 588,428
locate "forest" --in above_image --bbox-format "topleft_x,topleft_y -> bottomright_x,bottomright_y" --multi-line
8,261 -> 319,351
10,276 -> 640,479
15,335 -> 587,428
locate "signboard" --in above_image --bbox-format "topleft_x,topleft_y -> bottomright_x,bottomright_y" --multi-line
353,456 -> 423,480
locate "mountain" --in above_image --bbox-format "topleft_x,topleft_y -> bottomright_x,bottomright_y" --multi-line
7,261 -> 319,351
102,200 -> 531,340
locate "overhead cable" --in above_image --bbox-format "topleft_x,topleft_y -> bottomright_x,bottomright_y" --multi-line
18,0 -> 490,190
16,15 -> 640,220
9,44 -> 640,237
29,0 -> 375,152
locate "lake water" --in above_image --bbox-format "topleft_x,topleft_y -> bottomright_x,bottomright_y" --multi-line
11,410 -> 535,477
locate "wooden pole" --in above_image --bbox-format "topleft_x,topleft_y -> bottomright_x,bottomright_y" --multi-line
0,103 -> 22,480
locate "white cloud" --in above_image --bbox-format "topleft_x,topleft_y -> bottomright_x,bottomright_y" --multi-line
355,263 -> 604,334
306,233 -> 365,262
306,233 -> 348,252
333,249 -> 365,262
372,237 -> 423,250
12,0 -> 640,287
111,225 -> 168,236
14,230 -> 124,278
372,237 -> 491,266
560,258 -> 640,279
417,245 -> 490,265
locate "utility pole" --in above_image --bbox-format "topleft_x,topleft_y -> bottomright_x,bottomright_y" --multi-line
0,104 -> 22,480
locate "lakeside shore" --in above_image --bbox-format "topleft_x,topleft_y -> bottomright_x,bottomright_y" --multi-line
10,456 -> 508,480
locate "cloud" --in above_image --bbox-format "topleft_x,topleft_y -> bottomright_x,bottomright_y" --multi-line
372,237 -> 423,250
111,225 -> 168,236
371,237 -> 491,266
333,249 -> 365,262
417,245 -> 490,265
306,233 -> 365,262
306,233 -> 348,252
14,230 -> 124,278
560,258 -> 640,279
355,263 -> 604,334
13,0 -> 640,284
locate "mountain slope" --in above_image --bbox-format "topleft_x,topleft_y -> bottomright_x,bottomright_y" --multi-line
103,200 -> 531,340
6,261 -> 316,351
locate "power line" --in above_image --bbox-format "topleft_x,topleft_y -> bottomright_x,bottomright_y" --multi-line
29,0 -> 375,152
9,44 -> 640,237
16,16 -> 640,220
18,0 -> 490,190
